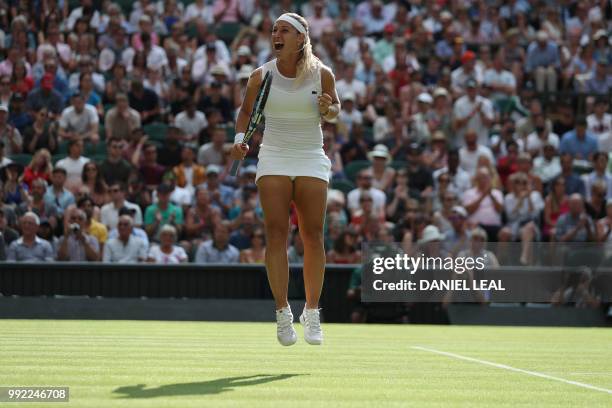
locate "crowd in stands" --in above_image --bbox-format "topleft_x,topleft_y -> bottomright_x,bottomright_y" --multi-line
0,0 -> 611,266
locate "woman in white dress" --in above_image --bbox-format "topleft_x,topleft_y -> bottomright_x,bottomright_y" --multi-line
230,13 -> 339,346
147,225 -> 188,264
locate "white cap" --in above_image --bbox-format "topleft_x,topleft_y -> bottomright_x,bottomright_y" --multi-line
452,206 -> 468,218
417,92 -> 433,104
237,45 -> 251,56
206,164 -> 221,174
237,64 -> 253,80
418,225 -> 445,244
342,92 -> 356,101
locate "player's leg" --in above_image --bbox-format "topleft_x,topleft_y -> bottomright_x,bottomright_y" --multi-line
293,176 -> 327,345
257,175 -> 293,309
293,176 -> 328,309
257,175 -> 297,346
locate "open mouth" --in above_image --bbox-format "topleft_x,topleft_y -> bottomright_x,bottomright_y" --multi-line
274,43 -> 284,50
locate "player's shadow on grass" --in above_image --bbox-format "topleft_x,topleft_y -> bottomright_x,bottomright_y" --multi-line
113,374 -> 301,399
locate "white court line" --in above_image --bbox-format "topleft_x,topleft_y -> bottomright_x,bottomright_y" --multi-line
412,346 -> 612,395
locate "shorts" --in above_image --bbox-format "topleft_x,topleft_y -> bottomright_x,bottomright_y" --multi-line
255,146 -> 331,184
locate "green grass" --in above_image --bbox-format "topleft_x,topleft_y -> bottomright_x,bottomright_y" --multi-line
0,321 -> 611,407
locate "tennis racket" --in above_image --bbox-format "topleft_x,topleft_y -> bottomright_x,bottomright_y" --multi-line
230,70 -> 273,176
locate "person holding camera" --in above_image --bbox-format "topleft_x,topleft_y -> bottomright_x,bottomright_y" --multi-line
56,208 -> 100,262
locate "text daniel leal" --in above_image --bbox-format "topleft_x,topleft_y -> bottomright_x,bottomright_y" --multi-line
373,279 -> 506,291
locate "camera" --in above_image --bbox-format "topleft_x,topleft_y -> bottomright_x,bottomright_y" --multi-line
70,223 -> 80,234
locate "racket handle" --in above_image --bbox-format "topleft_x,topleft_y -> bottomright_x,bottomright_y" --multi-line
230,160 -> 241,176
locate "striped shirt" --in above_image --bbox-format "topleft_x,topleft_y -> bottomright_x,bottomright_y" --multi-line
7,237 -> 54,262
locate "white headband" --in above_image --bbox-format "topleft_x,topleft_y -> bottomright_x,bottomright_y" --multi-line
276,14 -> 307,35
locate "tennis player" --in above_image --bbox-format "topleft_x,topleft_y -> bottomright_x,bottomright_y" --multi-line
230,13 -> 340,346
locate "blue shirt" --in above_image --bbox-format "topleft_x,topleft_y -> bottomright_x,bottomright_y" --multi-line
7,237 -> 54,261
525,41 -> 560,73
559,130 -> 598,159
44,187 -> 75,216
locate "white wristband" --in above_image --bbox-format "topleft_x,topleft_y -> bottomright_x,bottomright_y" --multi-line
234,132 -> 245,144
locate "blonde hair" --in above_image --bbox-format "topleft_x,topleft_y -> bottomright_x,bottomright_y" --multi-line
282,13 -> 323,87
30,148 -> 53,174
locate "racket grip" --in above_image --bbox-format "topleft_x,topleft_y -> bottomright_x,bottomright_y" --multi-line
230,160 -> 241,176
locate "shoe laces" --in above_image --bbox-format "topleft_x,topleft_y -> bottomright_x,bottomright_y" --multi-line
303,308 -> 321,333
277,309 -> 293,332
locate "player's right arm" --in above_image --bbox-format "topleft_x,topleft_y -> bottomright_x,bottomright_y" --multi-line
231,67 -> 263,161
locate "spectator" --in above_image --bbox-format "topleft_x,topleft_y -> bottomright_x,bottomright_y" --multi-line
77,196 -> 108,252
55,139 -> 90,191
56,208 -> 100,261
1,162 -> 29,207
327,228 -> 361,264
196,81 -> 233,123
0,104 -> 22,155
0,208 -> 19,252
583,57 -> 612,95
499,172 -> 544,265
135,143 -> 166,189
558,153 -> 586,196
147,224 -> 188,264
452,79 -> 494,147
525,114 -> 560,157
128,78 -> 160,125
43,167 -> 75,216
596,200 -> 612,243
25,72 -> 64,116
100,182 -> 143,229
144,182 -> 184,242
463,167 -> 504,241
582,152 -> 612,201
6,212 -> 54,262
22,107 -> 58,155
405,143 -> 434,198
197,125 -> 229,167
22,148 -> 52,189
543,177 -> 570,240
229,209 -> 258,250
451,50 -> 484,95
103,215 -> 148,263
107,207 -> 150,249
58,92 -> 99,144
239,227 -> 266,264
555,194 -> 595,243
99,138 -> 134,186
525,30 -> 560,93
197,165 -> 235,215
347,169 -> 386,216
367,144 -> 395,193
80,162 -> 108,208
533,141 -> 561,186
104,93 -> 141,141
338,92 -> 363,134
560,116 -> 598,161
587,97 -> 611,152
174,99 -> 207,144
0,140 -> 10,167
194,222 -> 239,263
442,205 -> 471,256
157,125 -> 184,167
459,130 -> 495,177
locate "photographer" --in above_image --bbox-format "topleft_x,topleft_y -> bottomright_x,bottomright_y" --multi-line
56,208 -> 100,262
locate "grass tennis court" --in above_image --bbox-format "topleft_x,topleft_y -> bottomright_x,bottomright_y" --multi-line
1,320 -> 610,407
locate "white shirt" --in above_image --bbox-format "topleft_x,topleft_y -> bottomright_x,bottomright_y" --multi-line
525,131 -> 560,153
59,105 -> 99,134
347,187 -> 386,214
459,145 -> 495,176
587,113 -> 612,150
336,79 -> 367,101
103,235 -> 148,263
148,244 -> 188,264
451,65 -> 484,93
338,109 -> 363,133
453,95 -> 494,146
55,156 -> 90,186
483,68 -> 516,100
183,3 -> 214,24
175,110 -> 207,137
100,201 -> 143,229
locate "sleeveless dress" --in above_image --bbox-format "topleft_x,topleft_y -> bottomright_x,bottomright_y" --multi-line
256,59 -> 332,183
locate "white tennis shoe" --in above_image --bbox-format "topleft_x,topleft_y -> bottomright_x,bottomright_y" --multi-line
276,306 -> 297,346
300,307 -> 323,345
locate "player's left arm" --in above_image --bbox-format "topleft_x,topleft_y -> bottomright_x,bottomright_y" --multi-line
319,66 -> 340,121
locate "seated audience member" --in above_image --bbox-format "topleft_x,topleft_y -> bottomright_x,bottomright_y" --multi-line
197,125 -> 228,166
103,215 -> 148,262
459,129 -> 495,177
596,200 -> 612,243
432,149 -> 472,195
558,153 -> 585,196
194,222 -> 240,263
183,187 -> 222,249
80,162 -> 108,208
347,169 -> 386,216
559,116 -> 598,160
173,145 -> 206,193
442,205 -> 470,255
43,167 -> 75,216
585,180 -> 607,221
58,92 -> 99,144
532,141 -> 561,185
77,196 -> 108,251
99,138 -> 134,186
6,212 -> 54,261
101,182 -> 143,229
21,178 -> 59,229
462,167 -> 504,241
543,177 -> 569,240
555,194 -> 595,242
55,139 -> 90,192
144,182 -> 184,242
174,99 -> 207,143
499,172 -> 544,265
147,224 -> 188,264
229,209 -> 258,250
326,229 -> 361,264
23,148 -> 52,189
582,152 -> 612,201
287,228 -> 304,264
22,107 -> 58,154
56,208 -> 100,261
367,144 -> 395,192
104,93 -> 141,141
134,142 -> 166,188
107,207 -> 150,248
197,164 -> 235,215
239,227 -> 266,264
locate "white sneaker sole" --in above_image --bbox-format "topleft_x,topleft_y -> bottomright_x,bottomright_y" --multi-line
277,331 -> 297,346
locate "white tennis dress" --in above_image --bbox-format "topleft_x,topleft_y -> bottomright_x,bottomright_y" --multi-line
255,59 -> 331,183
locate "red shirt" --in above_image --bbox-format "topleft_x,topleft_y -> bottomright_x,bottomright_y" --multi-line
23,166 -> 50,189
